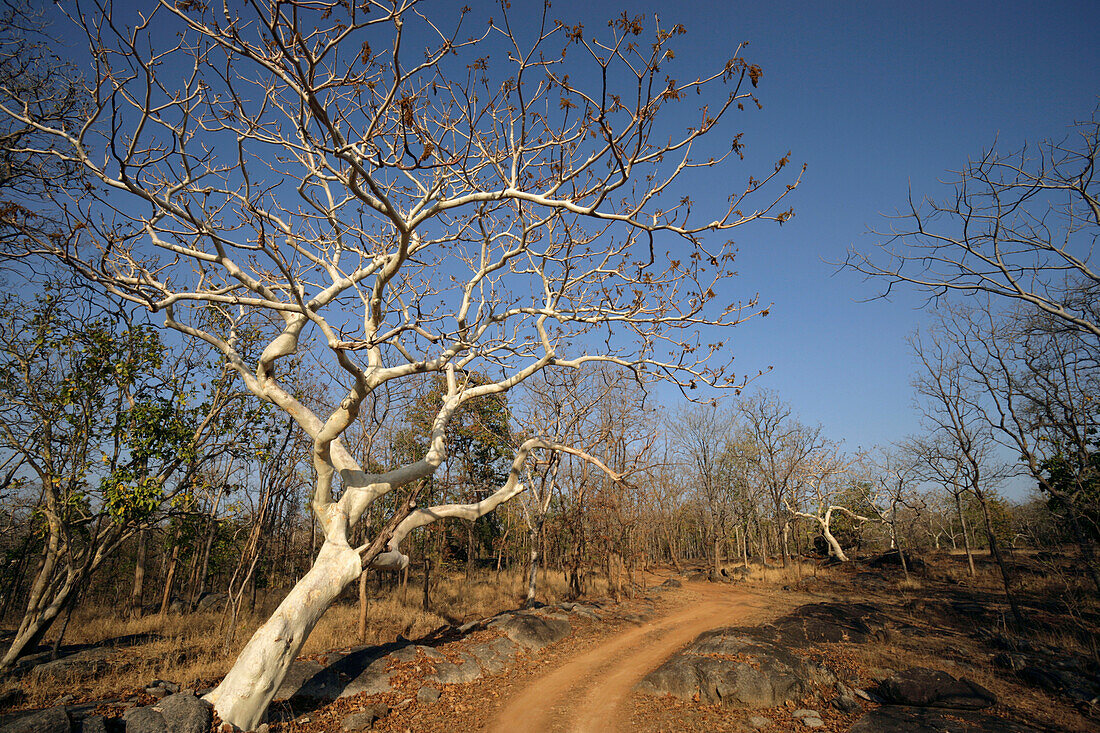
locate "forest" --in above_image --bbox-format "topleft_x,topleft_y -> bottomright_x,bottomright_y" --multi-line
0,1 -> 1095,732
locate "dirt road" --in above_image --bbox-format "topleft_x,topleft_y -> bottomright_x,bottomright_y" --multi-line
488,580 -> 766,733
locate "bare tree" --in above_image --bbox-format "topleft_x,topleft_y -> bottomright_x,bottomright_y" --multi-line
668,402 -> 734,572
911,327 -> 1024,625
933,300 -> 1100,594
785,447 -> 866,562
737,391 -> 824,566
0,2 -> 800,726
848,111 -> 1099,339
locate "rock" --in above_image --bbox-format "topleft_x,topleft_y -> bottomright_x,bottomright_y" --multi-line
31,647 -> 116,682
496,613 -> 571,650
416,686 -> 441,704
747,716 -> 771,729
1019,665 -> 1060,692
428,652 -> 482,684
707,568 -> 728,583
877,668 -> 996,710
661,578 -> 682,588
341,703 -> 390,731
0,688 -> 22,709
386,645 -> 443,664
831,693 -> 861,713
570,605 -> 601,621
466,637 -> 521,675
194,593 -> 228,612
82,715 -> 109,733
0,706 -> 72,733
637,629 -> 832,707
754,603 -> 890,646
155,692 -> 212,733
850,706 -> 1038,732
122,706 -> 167,733
867,549 -> 925,569
792,709 -> 820,718
800,717 -> 824,728
339,658 -> 394,698
145,688 -> 168,700
992,652 -> 1029,672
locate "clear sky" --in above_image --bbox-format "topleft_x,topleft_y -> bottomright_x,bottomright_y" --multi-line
49,0 -> 1100,495
508,0 -> 1099,467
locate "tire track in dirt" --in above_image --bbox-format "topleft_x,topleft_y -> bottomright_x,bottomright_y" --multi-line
488,581 -> 766,733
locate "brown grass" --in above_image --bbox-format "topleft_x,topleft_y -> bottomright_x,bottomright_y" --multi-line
2,567 -> 597,707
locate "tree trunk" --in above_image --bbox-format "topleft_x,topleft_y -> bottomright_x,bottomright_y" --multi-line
357,568 -> 369,643
465,520 -> 475,580
422,556 -> 432,612
819,515 -> 848,562
780,519 -> 791,567
954,493 -> 976,577
524,522 -> 541,609
159,539 -> 181,616
204,541 -> 361,731
129,528 -> 147,618
974,491 -> 1025,627
0,572 -> 77,672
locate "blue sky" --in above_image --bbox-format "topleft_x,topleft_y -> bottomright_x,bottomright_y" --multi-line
49,0 -> 1099,495
511,0 -> 1099,466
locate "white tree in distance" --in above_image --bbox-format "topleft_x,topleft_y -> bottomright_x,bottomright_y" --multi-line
1,1 -> 801,727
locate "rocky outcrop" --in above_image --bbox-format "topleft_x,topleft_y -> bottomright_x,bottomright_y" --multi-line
850,706 -> 1038,732
0,706 -> 71,733
876,667 -> 996,710
637,629 -> 833,707
269,601 -> 595,706
491,613 -> 571,650
29,648 -> 116,682
120,692 -> 212,733
749,602 -> 891,646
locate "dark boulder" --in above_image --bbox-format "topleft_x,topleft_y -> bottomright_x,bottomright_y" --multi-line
341,703 -> 390,731
749,602 -> 890,646
877,668 -> 996,710
0,706 -> 72,733
193,593 -> 228,612
867,550 -> 925,570
122,706 -> 166,733
494,613 -> 571,650
30,648 -> 116,682
637,629 -> 832,707
154,692 -> 211,733
850,706 -> 1037,732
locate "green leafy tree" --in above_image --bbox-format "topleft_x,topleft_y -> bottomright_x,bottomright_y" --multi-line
0,286 -> 232,670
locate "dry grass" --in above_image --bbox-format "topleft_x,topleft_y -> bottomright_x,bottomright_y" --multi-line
2,567 -> 593,707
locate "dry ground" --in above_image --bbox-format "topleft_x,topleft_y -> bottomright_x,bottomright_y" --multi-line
1,554 -> 1097,733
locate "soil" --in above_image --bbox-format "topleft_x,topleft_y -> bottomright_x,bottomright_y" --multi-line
4,555 -> 1097,732
487,579 -> 776,732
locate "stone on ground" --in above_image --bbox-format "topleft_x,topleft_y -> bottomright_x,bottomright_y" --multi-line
494,613 -> 571,650
877,667 -> 996,710
850,706 -> 1038,732
341,703 -> 390,731
0,706 -> 71,733
636,629 -> 832,707
122,705 -> 167,733
155,692 -> 212,733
